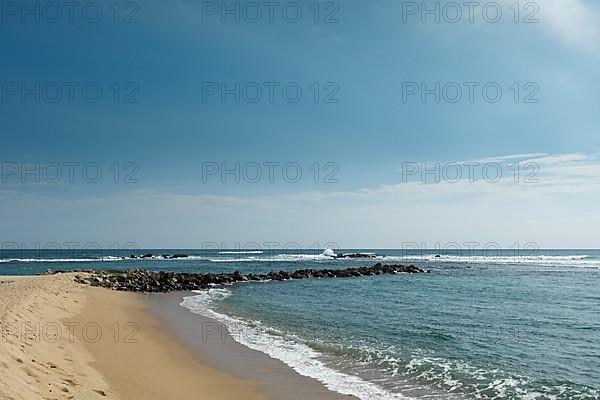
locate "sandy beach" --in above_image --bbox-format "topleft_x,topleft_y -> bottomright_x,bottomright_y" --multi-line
0,274 -> 117,399
0,273 -> 353,400
0,273 -> 267,400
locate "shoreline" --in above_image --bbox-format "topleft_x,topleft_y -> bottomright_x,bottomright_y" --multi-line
143,290 -> 356,400
0,273 -> 353,400
72,283 -> 268,400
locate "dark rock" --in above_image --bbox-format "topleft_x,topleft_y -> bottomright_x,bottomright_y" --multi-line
74,263 -> 426,293
335,252 -> 378,259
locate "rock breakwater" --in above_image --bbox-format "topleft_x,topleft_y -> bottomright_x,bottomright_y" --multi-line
73,263 -> 426,292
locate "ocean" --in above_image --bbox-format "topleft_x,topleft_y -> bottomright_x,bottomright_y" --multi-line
2,248 -> 599,399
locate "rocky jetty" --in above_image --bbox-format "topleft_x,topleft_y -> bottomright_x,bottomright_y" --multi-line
73,263 -> 426,293
128,253 -> 189,259
334,252 -> 378,259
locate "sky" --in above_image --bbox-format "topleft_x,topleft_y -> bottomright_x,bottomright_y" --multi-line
1,0 -> 600,249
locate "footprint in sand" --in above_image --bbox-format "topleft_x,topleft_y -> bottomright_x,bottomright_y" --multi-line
46,362 -> 59,370
63,378 -> 77,387
22,367 -> 41,383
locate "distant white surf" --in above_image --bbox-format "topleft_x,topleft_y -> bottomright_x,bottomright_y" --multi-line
208,251 -> 336,263
381,254 -> 600,268
217,251 -> 264,254
0,257 -> 125,263
0,255 -> 212,263
2,252 -> 597,269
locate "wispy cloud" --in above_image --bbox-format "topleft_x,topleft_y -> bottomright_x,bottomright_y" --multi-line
541,0 -> 599,49
2,153 -> 599,248
500,0 -> 600,52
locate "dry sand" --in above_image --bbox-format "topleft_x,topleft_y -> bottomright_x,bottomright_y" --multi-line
0,274 -> 266,400
0,274 -> 113,400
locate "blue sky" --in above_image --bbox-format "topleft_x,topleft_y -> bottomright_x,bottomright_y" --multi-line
1,0 -> 600,248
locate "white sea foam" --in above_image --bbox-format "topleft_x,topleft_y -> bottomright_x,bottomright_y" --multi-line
0,257 -> 125,263
3,252 -> 598,269
322,248 -> 337,257
180,289 -> 411,400
0,255 -> 211,263
381,254 -> 600,268
208,252 -> 600,268
208,253 -> 336,263
217,251 -> 264,254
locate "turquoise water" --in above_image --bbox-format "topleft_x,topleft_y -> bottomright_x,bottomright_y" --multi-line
181,250 -> 600,399
208,265 -> 599,399
3,248 -> 600,398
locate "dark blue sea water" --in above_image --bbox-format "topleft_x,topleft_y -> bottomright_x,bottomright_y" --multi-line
3,248 -> 600,399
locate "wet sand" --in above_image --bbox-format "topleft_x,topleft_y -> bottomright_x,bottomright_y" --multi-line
143,291 -> 356,400
73,284 -> 269,400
